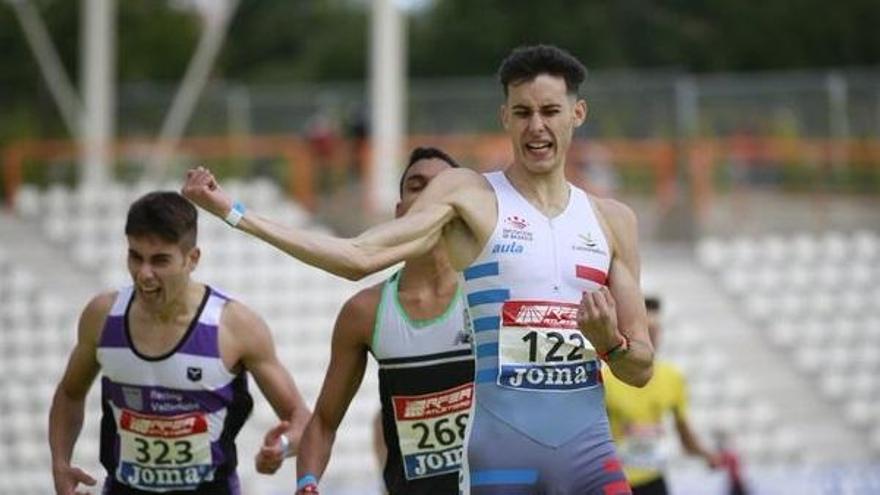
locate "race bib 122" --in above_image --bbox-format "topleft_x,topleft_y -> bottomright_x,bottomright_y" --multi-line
498,300 -> 600,392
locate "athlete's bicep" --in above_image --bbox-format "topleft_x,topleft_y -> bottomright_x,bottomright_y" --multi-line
224,302 -> 303,419
311,293 -> 375,430
57,294 -> 110,399
353,202 -> 457,269
601,201 -> 649,343
607,254 -> 645,338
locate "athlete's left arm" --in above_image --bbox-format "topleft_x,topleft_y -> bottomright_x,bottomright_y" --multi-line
672,373 -> 718,466
222,301 -> 311,473
579,198 -> 654,386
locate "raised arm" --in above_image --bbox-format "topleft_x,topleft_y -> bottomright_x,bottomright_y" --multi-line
221,301 -> 311,474
49,293 -> 110,495
181,167 -> 478,280
578,199 -> 654,386
296,288 -> 376,493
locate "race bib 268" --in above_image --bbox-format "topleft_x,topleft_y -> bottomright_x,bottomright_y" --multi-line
392,383 -> 473,480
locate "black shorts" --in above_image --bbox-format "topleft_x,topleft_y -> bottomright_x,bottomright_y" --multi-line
632,476 -> 668,495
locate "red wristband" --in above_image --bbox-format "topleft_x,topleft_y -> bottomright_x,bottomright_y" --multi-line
598,334 -> 629,362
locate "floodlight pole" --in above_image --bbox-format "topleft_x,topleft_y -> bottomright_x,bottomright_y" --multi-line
80,0 -> 115,186
368,0 -> 406,214
7,0 -> 83,138
148,0 -> 239,181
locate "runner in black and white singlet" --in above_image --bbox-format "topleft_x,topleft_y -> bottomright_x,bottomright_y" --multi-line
294,147 -> 471,495
372,271 -> 473,493
184,45 -> 655,495
49,192 -> 310,495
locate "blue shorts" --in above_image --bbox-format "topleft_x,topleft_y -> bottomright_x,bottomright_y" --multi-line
461,403 -> 631,495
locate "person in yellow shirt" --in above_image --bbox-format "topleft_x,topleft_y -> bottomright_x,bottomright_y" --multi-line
603,296 -> 718,495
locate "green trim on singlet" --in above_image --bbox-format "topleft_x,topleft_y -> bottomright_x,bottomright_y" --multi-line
391,269 -> 462,329
370,276 -> 392,352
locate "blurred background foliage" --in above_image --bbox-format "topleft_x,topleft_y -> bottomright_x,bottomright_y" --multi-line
3,0 -> 880,140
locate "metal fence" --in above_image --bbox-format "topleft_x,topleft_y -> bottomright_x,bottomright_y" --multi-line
110,69 -> 880,140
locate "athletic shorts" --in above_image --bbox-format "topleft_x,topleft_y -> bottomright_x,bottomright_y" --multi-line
632,476 -> 668,495
460,402 -> 631,495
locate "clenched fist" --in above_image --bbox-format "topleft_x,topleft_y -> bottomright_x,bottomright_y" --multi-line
181,166 -> 233,219
577,286 -> 622,354
255,421 -> 293,474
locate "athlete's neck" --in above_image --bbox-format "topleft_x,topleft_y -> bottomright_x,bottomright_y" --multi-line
398,249 -> 458,299
504,165 -> 570,218
137,281 -> 204,325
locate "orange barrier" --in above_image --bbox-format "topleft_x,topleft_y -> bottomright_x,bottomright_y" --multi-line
2,136 -> 317,210
4,135 -> 879,214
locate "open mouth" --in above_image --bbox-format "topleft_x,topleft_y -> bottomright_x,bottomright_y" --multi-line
525,141 -> 553,156
139,286 -> 162,299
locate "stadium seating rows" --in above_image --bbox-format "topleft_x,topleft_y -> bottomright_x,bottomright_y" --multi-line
697,231 -> 880,456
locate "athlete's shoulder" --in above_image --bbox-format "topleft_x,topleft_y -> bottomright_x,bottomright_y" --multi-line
217,297 -> 278,369
335,282 -> 384,343
344,282 -> 383,317
78,290 -> 118,344
592,196 -> 638,230
591,195 -> 639,255
84,290 -> 118,315
220,297 -> 271,341
429,167 -> 492,197
439,166 -> 488,185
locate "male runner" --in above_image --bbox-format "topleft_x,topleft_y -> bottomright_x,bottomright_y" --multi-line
183,44 -> 654,494
295,147 -> 473,494
49,191 -> 310,494
604,296 -> 719,495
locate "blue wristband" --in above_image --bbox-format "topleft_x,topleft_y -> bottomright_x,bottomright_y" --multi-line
223,200 -> 246,227
296,474 -> 318,491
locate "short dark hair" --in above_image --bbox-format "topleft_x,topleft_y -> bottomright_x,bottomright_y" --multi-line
398,146 -> 461,196
645,296 -> 661,312
125,191 -> 198,251
498,44 -> 587,97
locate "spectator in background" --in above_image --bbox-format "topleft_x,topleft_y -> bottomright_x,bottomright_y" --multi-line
306,109 -> 342,193
603,296 -> 719,495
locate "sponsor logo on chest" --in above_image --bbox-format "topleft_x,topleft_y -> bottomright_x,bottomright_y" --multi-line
572,232 -> 608,256
122,386 -> 144,411
502,215 -> 533,242
491,241 -> 525,254
187,367 -> 202,382
510,303 -> 579,328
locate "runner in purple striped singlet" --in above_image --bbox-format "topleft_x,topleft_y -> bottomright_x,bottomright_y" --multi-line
183,44 -> 655,495
49,191 -> 311,495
